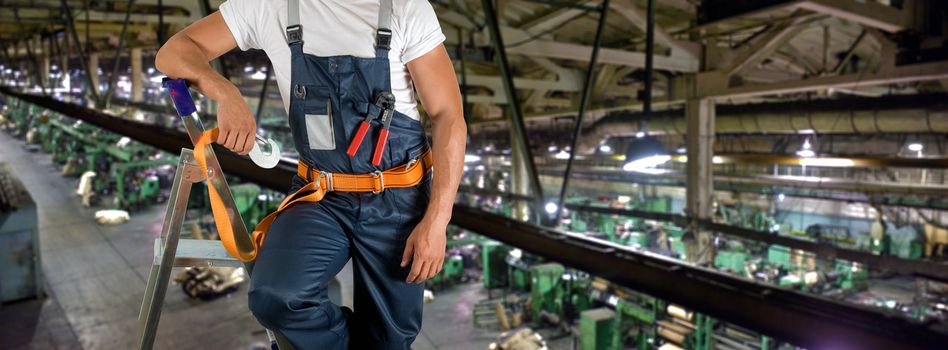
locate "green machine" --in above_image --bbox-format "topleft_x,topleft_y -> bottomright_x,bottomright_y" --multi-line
231,183 -> 265,231
833,261 -> 867,290
611,298 -> 658,350
113,159 -> 177,210
768,244 -> 793,268
482,241 -> 510,289
714,241 -> 748,274
580,308 -> 615,350
714,251 -> 748,274
529,263 -> 564,320
639,196 -> 671,213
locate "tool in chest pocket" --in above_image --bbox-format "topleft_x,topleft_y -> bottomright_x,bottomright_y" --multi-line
346,91 -> 396,166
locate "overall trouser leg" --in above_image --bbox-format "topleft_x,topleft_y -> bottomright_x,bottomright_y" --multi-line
248,202 -> 351,349
348,186 -> 430,349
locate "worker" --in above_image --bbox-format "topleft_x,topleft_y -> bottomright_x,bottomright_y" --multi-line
154,0 -> 466,349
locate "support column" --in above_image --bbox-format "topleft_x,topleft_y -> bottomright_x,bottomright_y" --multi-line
88,53 -> 100,97
510,130 -> 531,222
40,55 -> 51,90
684,75 -> 715,265
60,35 -> 69,86
130,48 -> 143,102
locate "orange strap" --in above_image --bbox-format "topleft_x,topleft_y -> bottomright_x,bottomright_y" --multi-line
193,127 -> 433,262
193,128 -> 262,261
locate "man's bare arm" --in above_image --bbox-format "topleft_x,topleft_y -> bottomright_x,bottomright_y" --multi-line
401,44 -> 467,283
155,12 -> 256,155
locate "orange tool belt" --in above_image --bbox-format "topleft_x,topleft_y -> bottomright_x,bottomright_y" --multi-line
194,128 -> 434,262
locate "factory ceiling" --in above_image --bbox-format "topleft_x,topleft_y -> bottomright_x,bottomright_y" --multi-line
1,0 -> 946,145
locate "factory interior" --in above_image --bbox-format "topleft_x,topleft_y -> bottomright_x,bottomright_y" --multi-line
1,0 -> 948,349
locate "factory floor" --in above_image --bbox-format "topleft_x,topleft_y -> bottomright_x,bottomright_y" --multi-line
0,131 -> 561,350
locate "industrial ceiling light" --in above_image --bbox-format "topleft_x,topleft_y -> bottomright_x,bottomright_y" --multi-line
599,143 -> 613,154
250,70 -> 268,80
623,136 -> 670,172
464,154 -> 481,163
554,149 -> 571,160
544,202 -> 558,215
796,138 -> 815,158
907,142 -> 924,152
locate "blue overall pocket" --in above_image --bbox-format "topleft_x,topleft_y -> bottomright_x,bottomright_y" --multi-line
301,86 -> 334,150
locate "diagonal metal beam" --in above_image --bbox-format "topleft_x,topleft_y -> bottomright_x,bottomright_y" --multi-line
12,9 -> 48,96
797,0 -> 906,33
707,60 -> 948,99
721,12 -> 817,77
831,29 -> 867,75
519,0 -> 597,33
554,0 -> 609,226
482,0 -> 545,219
61,0 -> 99,102
611,0 -> 698,59
503,31 -> 698,72
103,0 -> 137,108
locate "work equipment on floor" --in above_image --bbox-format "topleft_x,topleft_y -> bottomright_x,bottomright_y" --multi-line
0,162 -> 42,303
137,79 -> 292,350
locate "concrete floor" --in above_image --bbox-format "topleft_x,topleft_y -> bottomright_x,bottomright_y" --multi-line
0,131 -> 562,350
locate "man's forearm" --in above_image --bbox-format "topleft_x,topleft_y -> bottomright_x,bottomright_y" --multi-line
425,110 -> 467,225
155,30 -> 235,102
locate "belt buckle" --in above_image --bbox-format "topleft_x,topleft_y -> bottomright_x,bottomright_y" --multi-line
371,170 -> 385,194
324,172 -> 334,192
313,171 -> 334,192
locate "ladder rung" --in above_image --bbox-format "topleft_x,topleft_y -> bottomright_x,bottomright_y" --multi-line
154,238 -> 243,268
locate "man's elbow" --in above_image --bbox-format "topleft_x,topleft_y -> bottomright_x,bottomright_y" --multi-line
154,34 -> 185,76
154,43 -> 172,76
430,107 -> 465,129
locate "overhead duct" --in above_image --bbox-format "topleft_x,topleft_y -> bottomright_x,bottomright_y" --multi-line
578,94 -> 948,153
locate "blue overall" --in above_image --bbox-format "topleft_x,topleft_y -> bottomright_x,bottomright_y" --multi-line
247,0 -> 430,348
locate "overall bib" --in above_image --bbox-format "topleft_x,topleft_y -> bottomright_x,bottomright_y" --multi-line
247,0 -> 431,348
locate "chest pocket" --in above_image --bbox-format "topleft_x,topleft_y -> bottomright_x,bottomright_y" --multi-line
301,85 -> 334,150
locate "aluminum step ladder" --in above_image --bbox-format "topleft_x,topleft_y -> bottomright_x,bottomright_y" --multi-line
137,79 -> 293,350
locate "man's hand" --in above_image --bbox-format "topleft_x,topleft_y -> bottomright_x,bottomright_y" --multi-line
401,217 -> 448,284
207,77 -> 256,155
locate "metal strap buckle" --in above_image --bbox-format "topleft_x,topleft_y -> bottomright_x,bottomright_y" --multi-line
405,158 -> 418,170
286,25 -> 302,44
314,171 -> 326,190
376,29 -> 392,49
324,172 -> 334,192
370,170 -> 385,194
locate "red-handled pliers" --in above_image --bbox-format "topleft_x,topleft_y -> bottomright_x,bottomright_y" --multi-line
346,91 -> 396,167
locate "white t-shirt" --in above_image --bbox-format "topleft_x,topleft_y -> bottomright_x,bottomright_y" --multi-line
219,0 -> 445,120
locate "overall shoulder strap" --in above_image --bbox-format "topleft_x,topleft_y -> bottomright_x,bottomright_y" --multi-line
375,0 -> 393,50
286,0 -> 302,45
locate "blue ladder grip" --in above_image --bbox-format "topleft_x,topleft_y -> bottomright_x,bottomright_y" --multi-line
161,78 -> 197,117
